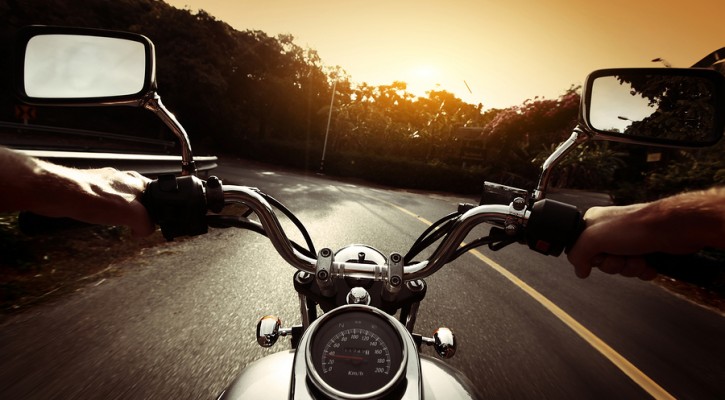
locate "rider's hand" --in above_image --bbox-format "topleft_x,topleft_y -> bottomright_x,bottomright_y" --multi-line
567,188 -> 725,279
41,163 -> 156,237
566,204 -> 658,280
0,147 -> 155,237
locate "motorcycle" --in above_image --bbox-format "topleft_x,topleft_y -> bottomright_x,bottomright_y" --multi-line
14,26 -> 725,399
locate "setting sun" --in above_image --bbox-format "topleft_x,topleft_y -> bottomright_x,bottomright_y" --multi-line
412,64 -> 438,80
403,64 -> 442,97
165,0 -> 724,110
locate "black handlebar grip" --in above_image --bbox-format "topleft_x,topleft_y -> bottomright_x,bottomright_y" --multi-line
526,199 -> 583,256
142,174 -> 209,241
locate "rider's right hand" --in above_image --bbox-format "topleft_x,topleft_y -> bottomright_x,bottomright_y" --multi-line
566,187 -> 725,279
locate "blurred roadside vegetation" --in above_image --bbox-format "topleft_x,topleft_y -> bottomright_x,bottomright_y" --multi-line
0,0 -> 723,307
0,212 -> 168,314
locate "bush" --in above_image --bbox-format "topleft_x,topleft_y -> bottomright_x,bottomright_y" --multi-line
235,138 -> 493,194
325,153 -> 488,194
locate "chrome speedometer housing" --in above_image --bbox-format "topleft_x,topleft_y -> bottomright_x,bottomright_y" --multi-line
304,305 -> 409,399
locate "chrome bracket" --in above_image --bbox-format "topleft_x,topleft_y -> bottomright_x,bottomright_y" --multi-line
382,252 -> 404,302
140,91 -> 196,175
315,248 -> 335,297
504,196 -> 530,236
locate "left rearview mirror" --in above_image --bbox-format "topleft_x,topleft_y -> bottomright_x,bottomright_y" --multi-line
16,26 -> 156,105
580,68 -> 725,147
14,26 -> 201,175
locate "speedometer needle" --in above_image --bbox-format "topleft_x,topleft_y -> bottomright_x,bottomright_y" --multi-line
329,354 -> 365,361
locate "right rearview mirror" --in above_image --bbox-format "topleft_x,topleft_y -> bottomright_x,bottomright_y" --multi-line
581,68 -> 725,147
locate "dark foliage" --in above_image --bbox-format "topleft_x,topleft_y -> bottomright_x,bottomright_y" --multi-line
0,0 -> 332,154
1,0 -> 722,198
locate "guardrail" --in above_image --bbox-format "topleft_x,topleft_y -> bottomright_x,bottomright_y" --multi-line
17,149 -> 218,177
0,121 -> 176,149
1,121 -> 217,177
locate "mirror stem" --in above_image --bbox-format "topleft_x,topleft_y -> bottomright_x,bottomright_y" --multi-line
142,92 -> 197,175
533,126 -> 591,201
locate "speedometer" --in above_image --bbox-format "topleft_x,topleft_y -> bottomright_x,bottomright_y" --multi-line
321,328 -> 391,376
306,306 -> 407,398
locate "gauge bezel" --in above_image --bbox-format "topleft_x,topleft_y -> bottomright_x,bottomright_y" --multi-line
305,305 -> 408,399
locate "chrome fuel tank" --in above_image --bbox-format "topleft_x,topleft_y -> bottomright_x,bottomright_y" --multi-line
217,350 -> 295,399
420,355 -> 480,399
219,351 -> 480,399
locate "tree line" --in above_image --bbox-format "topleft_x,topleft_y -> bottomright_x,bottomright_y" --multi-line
1,0 -> 722,198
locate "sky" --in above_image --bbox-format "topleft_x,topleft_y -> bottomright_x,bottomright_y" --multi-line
164,0 -> 725,109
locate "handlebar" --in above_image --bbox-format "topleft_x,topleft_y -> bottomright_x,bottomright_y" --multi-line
142,175 -> 583,283
223,185 -> 317,271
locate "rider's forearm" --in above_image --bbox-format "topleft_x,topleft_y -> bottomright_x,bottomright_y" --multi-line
0,147 -> 96,216
0,147 -> 154,236
639,187 -> 725,252
0,147 -> 59,213
567,186 -> 725,279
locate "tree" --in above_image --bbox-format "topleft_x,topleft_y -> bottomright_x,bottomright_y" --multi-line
617,73 -> 718,143
480,87 -> 580,186
0,0 -> 334,152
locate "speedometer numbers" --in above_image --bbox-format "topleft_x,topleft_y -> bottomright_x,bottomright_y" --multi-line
321,328 -> 391,376
308,309 -> 405,397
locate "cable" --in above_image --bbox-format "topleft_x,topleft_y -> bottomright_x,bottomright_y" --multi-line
206,215 -> 316,259
260,192 -> 317,256
404,212 -> 461,264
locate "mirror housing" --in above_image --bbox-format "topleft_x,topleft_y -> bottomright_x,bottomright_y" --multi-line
15,25 -> 156,106
14,25 -> 198,175
580,68 -> 725,147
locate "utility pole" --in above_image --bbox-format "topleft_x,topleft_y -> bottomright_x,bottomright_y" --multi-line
320,79 -> 337,172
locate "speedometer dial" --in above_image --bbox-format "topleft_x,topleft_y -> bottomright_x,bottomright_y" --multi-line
307,307 -> 406,398
321,328 -> 391,376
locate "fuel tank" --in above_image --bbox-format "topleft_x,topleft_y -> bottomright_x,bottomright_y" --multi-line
218,351 -> 480,399
217,350 -> 295,399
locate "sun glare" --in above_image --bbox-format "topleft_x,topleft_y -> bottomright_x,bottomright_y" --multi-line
404,64 -> 442,97
413,65 -> 438,79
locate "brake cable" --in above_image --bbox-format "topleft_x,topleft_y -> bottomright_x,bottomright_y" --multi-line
205,186 -> 317,259
447,233 -> 517,263
206,214 -> 316,259
258,192 -> 317,256
404,212 -> 461,264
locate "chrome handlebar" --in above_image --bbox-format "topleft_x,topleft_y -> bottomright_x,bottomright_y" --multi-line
222,184 -> 530,282
223,185 -> 317,272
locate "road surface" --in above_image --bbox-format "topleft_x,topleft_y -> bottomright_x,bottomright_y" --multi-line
1,159 -> 723,399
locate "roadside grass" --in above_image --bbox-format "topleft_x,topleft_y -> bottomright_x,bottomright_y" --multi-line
0,213 -> 166,318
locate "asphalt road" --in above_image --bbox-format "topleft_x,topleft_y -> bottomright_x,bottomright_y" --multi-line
1,159 -> 724,399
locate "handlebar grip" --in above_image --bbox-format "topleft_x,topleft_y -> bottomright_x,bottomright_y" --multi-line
525,199 -> 583,256
142,174 -> 217,241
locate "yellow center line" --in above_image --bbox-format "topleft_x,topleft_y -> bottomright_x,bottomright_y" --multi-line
378,196 -> 675,400
468,249 -> 674,400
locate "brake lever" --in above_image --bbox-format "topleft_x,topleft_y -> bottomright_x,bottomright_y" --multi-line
486,227 -> 518,251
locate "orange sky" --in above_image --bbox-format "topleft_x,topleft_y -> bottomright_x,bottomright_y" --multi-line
164,0 -> 724,109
